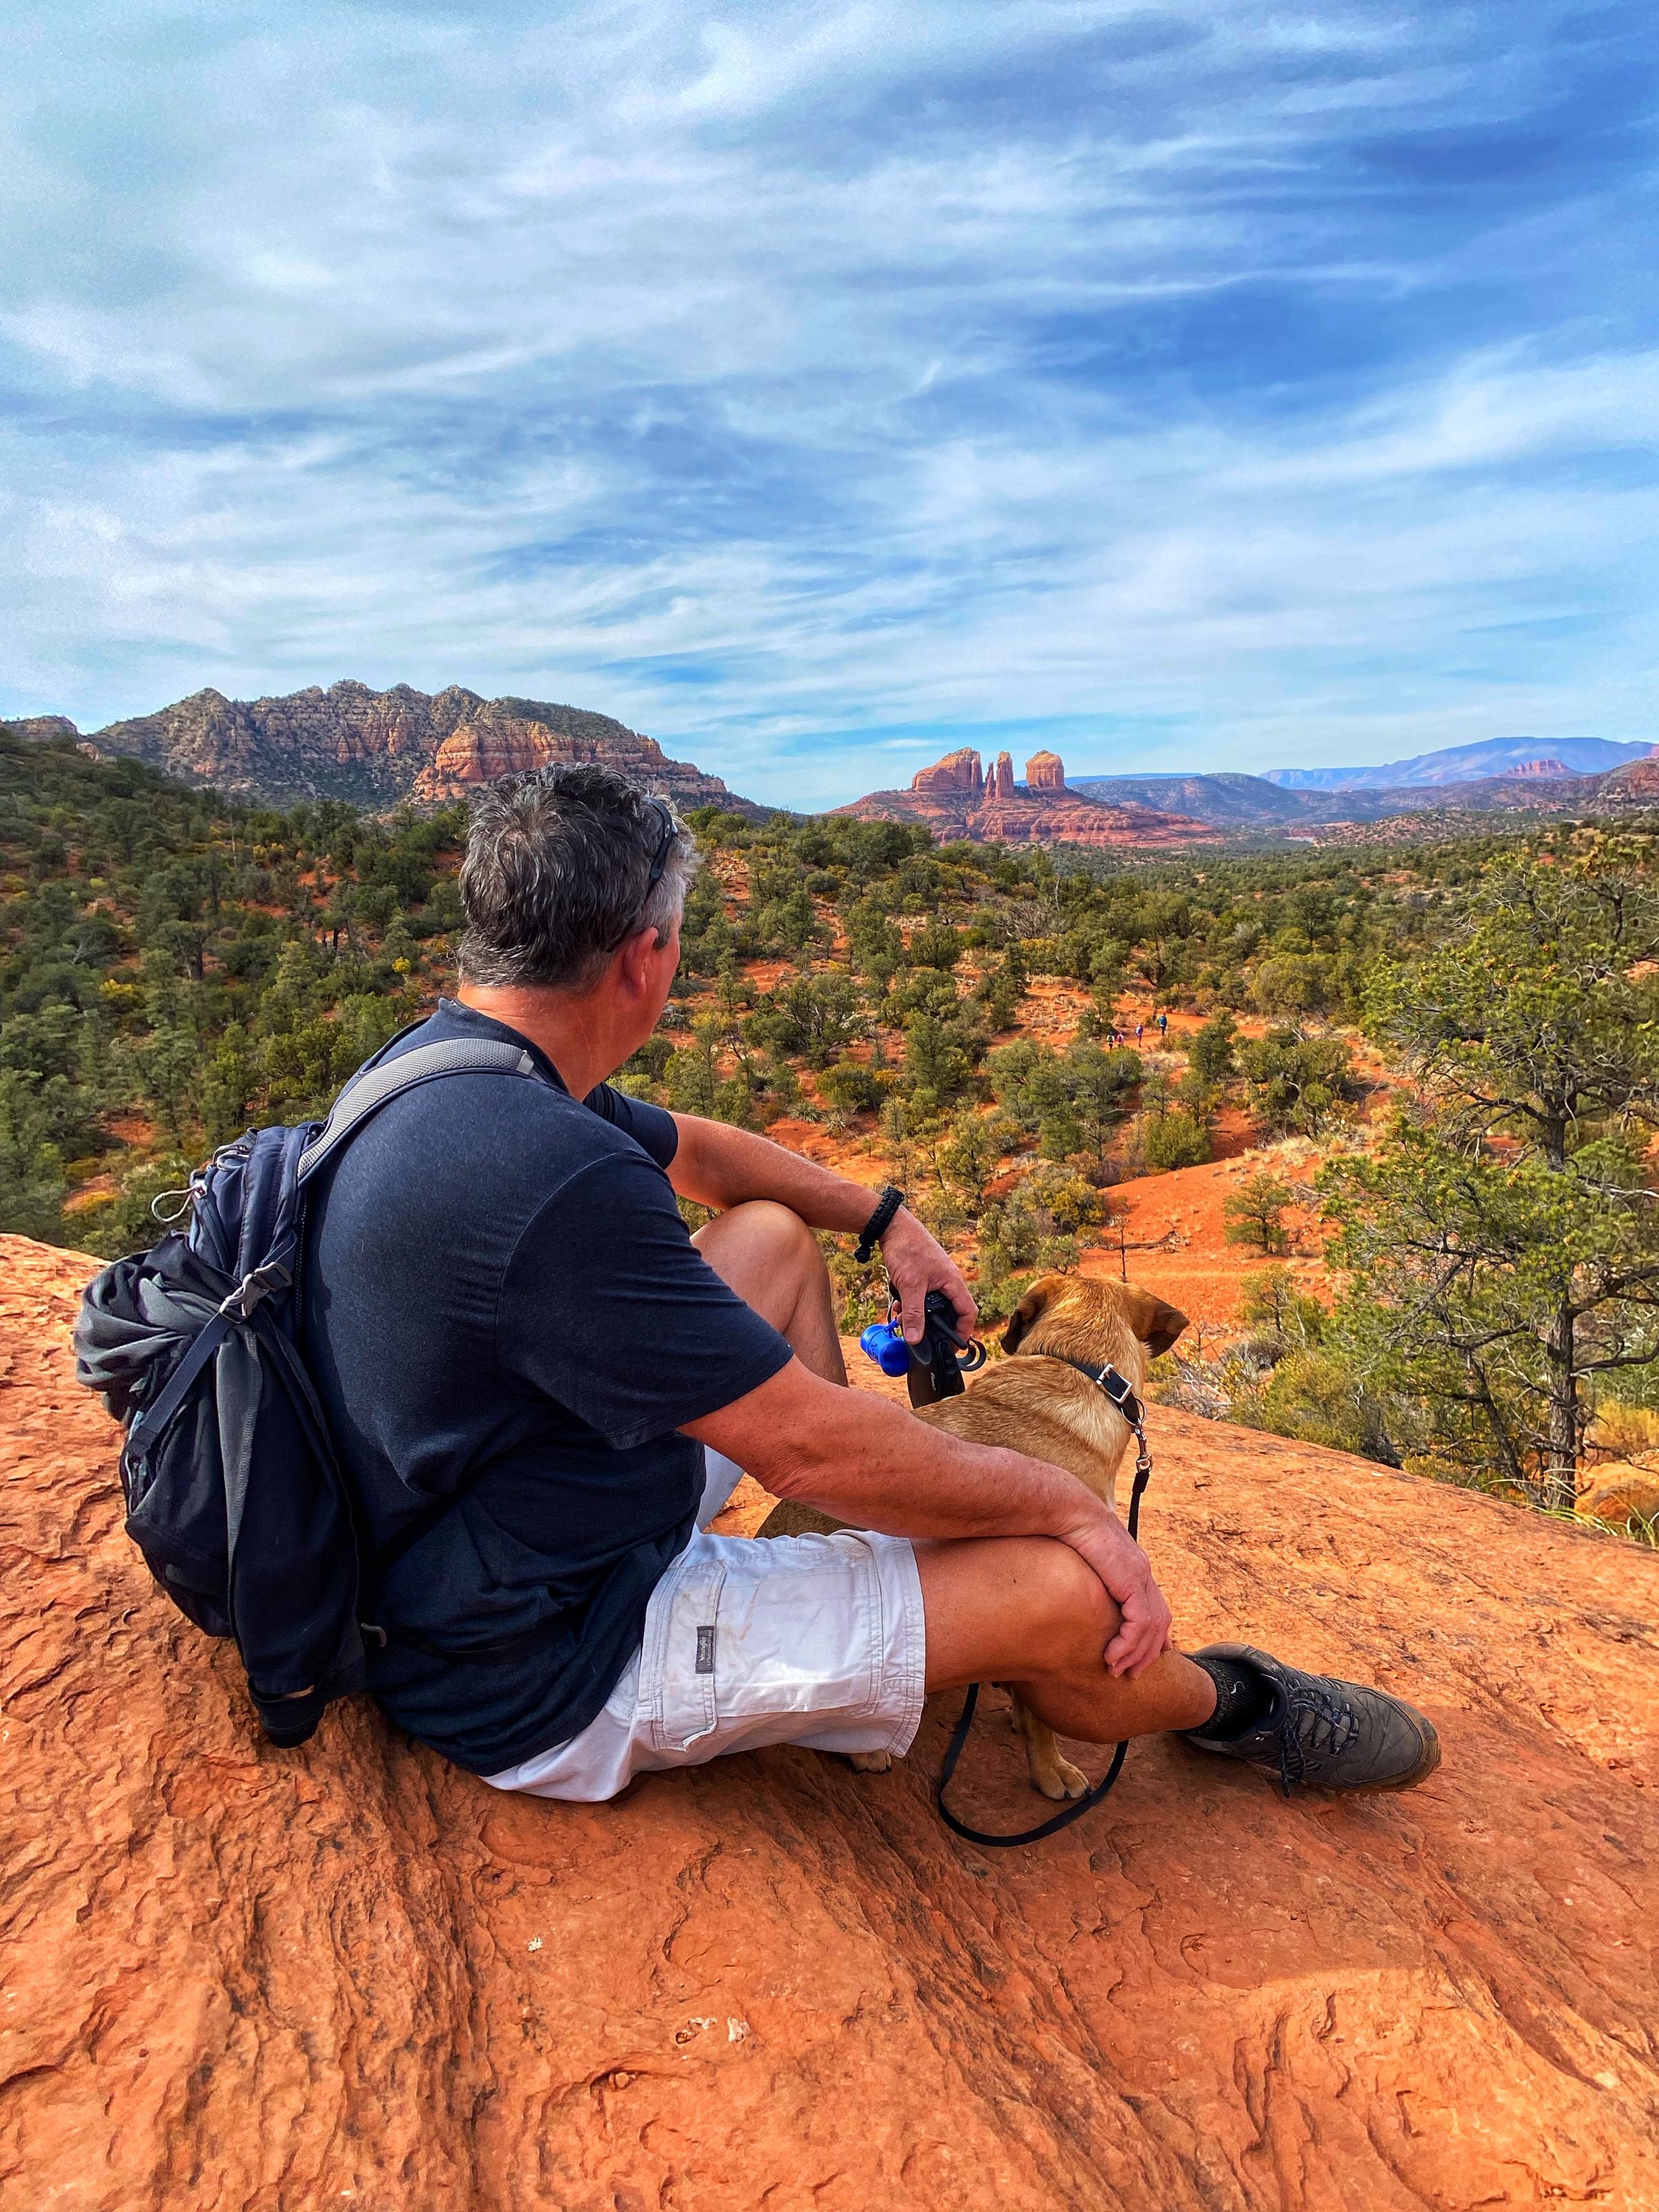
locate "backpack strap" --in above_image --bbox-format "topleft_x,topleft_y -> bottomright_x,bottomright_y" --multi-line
136,1037 -> 522,1445
126,1308 -> 234,1454
296,1038 -> 538,1185
294,1032 -> 547,1625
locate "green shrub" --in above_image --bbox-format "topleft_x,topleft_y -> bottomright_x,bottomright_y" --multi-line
819,1058 -> 881,1118
1143,1110 -> 1210,1171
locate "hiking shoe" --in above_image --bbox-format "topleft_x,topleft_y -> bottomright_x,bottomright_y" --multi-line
1182,1643 -> 1441,1797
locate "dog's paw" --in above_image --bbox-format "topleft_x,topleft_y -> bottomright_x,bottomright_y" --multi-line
848,1750 -> 893,1775
1033,1753 -> 1091,1801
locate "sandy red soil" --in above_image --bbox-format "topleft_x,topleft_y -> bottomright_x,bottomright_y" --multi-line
1078,1148 -> 1331,1335
11,1230 -> 1656,2206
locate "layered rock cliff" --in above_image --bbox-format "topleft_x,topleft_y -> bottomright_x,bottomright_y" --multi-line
6,1231 -> 1656,2210
1600,756 -> 1659,807
911,747 -> 985,798
39,682 -> 766,816
6,715 -> 80,745
840,747 -> 1215,847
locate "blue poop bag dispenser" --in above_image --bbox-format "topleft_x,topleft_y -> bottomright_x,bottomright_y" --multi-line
859,1320 -> 912,1375
860,1293 -> 986,1403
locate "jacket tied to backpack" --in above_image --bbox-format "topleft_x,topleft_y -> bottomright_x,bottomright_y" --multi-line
72,1033 -> 541,1747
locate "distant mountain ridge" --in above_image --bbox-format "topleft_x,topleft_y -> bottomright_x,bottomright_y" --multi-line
1068,773 -> 1314,826
1264,735 -> 1652,790
13,686 -> 1658,841
1071,763 -> 1659,830
17,682 -> 767,818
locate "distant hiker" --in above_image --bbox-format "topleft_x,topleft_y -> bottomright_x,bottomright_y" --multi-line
1136,1022 -> 1145,1045
301,765 -> 1440,1806
1158,1011 -> 1168,1038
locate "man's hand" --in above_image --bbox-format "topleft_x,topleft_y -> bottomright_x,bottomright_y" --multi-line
666,1118 -> 977,1344
689,1357 -> 1178,1677
1056,1507 -> 1173,1678
881,1206 -> 977,1342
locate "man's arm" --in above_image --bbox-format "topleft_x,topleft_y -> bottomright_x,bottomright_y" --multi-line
684,1357 -> 1172,1677
669,1112 -> 974,1340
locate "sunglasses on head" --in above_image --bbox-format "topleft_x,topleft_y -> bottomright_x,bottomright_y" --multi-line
645,798 -> 679,891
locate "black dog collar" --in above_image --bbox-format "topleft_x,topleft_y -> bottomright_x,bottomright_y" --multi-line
1044,1353 -> 1145,1431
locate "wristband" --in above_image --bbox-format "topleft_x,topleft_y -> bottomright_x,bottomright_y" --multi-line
854,1184 -> 905,1264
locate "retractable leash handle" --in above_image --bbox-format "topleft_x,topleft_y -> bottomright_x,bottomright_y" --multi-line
935,1366 -> 1154,1850
859,1288 -> 987,1400
905,1290 -> 985,1409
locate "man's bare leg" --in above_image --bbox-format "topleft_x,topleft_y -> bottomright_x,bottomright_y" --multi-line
693,1201 -> 847,1385
917,1534 -> 1218,1741
696,1204 -> 1219,1745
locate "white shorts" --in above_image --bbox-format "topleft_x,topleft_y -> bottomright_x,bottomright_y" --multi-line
482,1452 -> 927,1803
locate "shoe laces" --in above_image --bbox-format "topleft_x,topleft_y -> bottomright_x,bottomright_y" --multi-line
1273,1678 -> 1360,1797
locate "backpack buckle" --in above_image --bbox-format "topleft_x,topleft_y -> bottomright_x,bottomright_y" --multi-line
359,1622 -> 388,1650
218,1259 -> 293,1320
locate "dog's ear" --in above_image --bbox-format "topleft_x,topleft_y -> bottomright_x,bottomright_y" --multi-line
1001,1273 -> 1066,1355
1121,1285 -> 1188,1357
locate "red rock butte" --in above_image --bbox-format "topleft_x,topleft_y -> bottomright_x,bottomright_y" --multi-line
911,747 -> 986,797
35,682 -> 766,818
838,746 -> 1216,847
5,1232 -> 1656,2207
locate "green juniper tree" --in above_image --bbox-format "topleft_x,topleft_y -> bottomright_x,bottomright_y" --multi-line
1223,1170 -> 1295,1255
1324,848 -> 1659,1512
1186,1009 -> 1238,1095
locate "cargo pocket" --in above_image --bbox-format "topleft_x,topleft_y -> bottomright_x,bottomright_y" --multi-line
705,1539 -> 882,1727
648,1553 -> 727,1754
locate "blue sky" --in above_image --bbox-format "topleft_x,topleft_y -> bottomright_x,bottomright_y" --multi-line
3,2 -> 1656,809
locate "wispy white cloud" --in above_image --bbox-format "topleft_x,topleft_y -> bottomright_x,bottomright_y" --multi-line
1,0 -> 1656,805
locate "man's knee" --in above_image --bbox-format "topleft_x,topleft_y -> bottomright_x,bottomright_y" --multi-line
693,1201 -> 826,1320
699,1199 -> 819,1270
919,1536 -> 1123,1693
1022,1541 -> 1121,1674
738,1198 -> 818,1252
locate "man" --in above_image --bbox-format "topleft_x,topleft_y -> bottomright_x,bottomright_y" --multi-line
303,765 -> 1439,1804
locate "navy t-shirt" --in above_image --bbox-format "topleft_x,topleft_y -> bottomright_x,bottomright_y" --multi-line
301,997 -> 793,1772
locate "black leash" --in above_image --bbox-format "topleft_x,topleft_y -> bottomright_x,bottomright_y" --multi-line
936,1357 -> 1154,1849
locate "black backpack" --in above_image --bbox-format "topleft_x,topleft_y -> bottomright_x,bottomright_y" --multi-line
72,1030 -> 543,1745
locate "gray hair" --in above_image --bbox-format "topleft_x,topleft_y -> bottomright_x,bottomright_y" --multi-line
457,762 -> 699,991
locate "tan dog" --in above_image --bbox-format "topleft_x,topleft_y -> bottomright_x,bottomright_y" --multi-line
758,1273 -> 1188,1799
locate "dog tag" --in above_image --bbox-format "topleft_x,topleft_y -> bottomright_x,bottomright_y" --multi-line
695,1625 -> 716,1675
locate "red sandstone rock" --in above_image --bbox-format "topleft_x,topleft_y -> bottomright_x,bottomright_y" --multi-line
846,747 -> 1213,847
77,682 -> 760,816
1503,758 -> 1572,778
4,1230 -> 1657,2209
1577,1459 -> 1659,1526
1602,755 -> 1659,806
405,710 -> 736,811
911,747 -> 984,798
838,783 -> 1216,847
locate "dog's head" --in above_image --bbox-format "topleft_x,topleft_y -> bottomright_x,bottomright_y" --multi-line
1000,1273 -> 1187,1380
